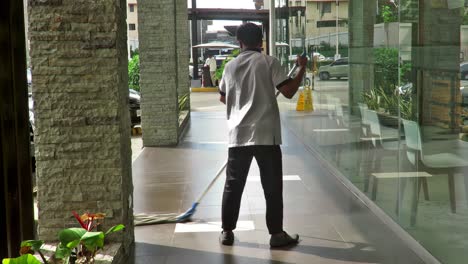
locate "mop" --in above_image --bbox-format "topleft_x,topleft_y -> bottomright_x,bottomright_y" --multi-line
134,160 -> 227,226
134,51 -> 307,226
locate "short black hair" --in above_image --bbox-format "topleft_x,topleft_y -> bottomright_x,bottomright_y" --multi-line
236,23 -> 263,47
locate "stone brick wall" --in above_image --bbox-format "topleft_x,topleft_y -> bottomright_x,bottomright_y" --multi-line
176,0 -> 191,121
417,5 -> 463,129
28,0 -> 134,257
138,0 -> 190,146
348,0 -> 376,113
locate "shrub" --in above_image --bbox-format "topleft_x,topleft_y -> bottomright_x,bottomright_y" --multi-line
215,49 -> 240,81
128,54 -> 140,92
2,212 -> 124,264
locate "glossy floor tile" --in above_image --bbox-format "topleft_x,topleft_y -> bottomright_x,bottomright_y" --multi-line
132,108 -> 424,264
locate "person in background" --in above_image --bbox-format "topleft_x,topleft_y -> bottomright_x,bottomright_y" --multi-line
218,22 -> 307,247
205,54 -> 217,87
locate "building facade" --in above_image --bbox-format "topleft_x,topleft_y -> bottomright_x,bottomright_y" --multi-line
288,0 -> 349,50
127,0 -> 139,54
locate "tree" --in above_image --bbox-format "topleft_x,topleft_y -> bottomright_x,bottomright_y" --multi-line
128,54 -> 140,91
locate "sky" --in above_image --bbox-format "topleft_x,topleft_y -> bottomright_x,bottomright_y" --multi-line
188,0 -> 255,9
188,0 -> 256,31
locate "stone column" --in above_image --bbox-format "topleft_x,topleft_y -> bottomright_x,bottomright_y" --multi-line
28,0 -> 134,258
416,1 -> 462,128
348,0 -> 376,113
176,0 -> 191,120
139,0 -> 190,146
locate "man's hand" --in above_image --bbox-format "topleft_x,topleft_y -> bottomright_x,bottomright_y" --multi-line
220,95 -> 226,104
296,55 -> 308,68
279,55 -> 308,99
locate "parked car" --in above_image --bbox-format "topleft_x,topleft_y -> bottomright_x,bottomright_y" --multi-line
214,55 -> 228,68
189,65 -> 194,79
462,85 -> 468,104
129,89 -> 141,127
27,68 -> 32,86
189,65 -> 203,79
462,84 -> 468,125
318,57 -> 348,80
460,62 -> 468,80
289,52 -> 326,62
28,94 -> 35,171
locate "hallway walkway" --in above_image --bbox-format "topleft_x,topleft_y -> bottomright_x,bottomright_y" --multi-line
132,107 -> 424,263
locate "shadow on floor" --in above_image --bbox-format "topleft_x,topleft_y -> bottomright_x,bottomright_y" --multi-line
135,242 -> 294,264
236,239 -> 381,263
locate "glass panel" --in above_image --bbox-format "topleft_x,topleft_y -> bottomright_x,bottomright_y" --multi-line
279,0 -> 468,262
275,0 -> 305,67
397,1 -> 468,263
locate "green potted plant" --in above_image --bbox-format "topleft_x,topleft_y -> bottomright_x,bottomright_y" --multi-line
362,48 -> 413,126
2,212 -> 124,264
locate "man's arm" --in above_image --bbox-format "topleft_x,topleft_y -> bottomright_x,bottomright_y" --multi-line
219,87 -> 226,104
218,69 -> 226,104
278,56 -> 308,99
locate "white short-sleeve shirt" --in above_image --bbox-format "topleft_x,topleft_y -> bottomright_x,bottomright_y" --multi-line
219,50 -> 290,147
205,57 -> 217,71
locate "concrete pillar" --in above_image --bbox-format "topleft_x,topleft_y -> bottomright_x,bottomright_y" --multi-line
176,0 -> 191,114
348,0 -> 376,112
138,0 -> 190,146
190,0 -> 199,80
28,0 -> 134,257
416,1 -> 462,128
269,0 -> 276,56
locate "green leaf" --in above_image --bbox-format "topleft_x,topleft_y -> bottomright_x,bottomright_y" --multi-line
58,228 -> 86,246
81,231 -> 105,251
2,254 -> 41,264
128,54 -> 140,91
20,240 -> 44,252
105,224 -> 125,236
66,239 -> 80,249
178,94 -> 190,112
55,243 -> 72,259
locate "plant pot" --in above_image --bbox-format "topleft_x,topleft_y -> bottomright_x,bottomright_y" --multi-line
376,112 -> 400,128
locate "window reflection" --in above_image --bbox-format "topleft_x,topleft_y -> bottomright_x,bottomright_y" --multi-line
277,0 -> 468,262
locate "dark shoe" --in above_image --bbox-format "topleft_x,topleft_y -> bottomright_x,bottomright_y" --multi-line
219,231 -> 234,246
270,231 -> 299,247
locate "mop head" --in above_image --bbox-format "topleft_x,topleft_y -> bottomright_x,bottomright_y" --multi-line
134,202 -> 198,226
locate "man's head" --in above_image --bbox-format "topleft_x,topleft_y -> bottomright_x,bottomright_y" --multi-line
236,23 -> 263,49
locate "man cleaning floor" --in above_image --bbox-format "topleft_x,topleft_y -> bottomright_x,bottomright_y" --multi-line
218,23 -> 307,247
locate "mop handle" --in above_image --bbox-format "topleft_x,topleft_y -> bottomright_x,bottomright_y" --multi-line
195,159 -> 228,204
198,51 -> 307,204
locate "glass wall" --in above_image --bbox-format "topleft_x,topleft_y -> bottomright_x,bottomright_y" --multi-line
276,0 -> 468,263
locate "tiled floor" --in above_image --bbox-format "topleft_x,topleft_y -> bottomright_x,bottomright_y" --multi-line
132,96 -> 424,264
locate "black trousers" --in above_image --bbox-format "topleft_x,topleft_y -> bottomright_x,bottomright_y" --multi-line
221,145 -> 283,234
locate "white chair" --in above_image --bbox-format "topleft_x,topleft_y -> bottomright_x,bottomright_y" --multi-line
318,96 -> 349,166
357,103 -> 373,192
364,109 -> 403,200
364,112 -> 434,222
402,119 -> 468,224
358,103 -> 370,138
